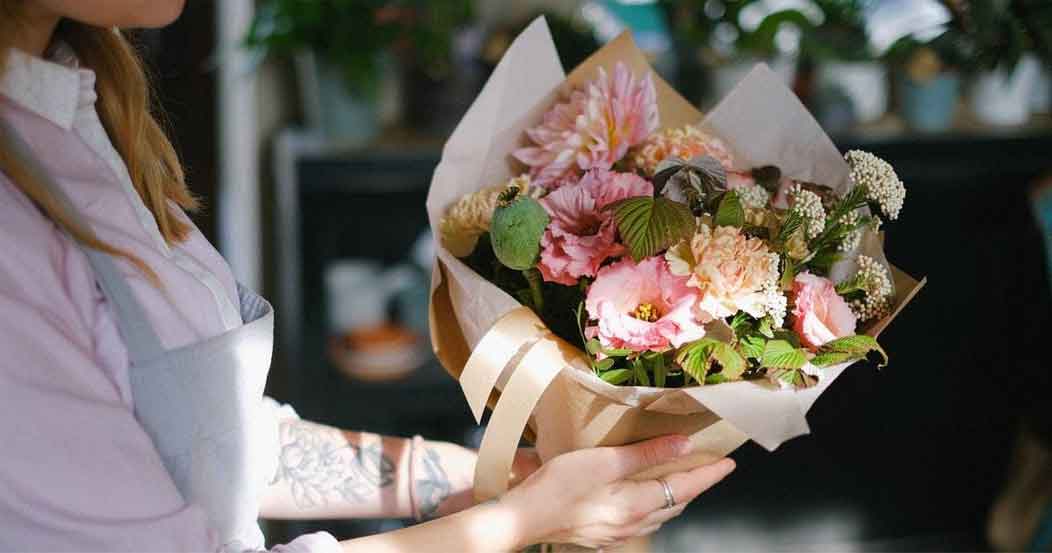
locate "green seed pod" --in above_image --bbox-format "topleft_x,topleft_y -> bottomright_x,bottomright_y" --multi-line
490,193 -> 549,271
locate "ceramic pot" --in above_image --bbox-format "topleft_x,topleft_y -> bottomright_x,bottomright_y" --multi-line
970,54 -> 1041,126
898,72 -> 960,132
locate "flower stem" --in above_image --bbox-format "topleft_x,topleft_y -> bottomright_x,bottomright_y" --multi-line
523,268 -> 544,313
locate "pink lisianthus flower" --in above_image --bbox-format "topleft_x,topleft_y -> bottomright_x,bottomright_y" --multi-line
514,62 -> 659,189
538,169 -> 652,285
792,272 -> 858,350
585,257 -> 708,353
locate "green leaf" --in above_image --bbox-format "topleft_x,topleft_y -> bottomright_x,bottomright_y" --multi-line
714,191 -> 745,228
602,346 -> 634,357
758,317 -> 775,339
740,334 -> 767,360
729,312 -> 753,336
676,339 -> 715,383
608,197 -> 696,261
820,335 -> 888,367
761,339 -> 808,369
710,342 -> 746,380
631,359 -> 651,386
586,338 -> 602,356
811,351 -> 856,367
676,338 -> 745,382
778,211 -> 804,243
648,354 -> 668,388
705,373 -> 730,385
599,368 -> 632,384
595,357 -> 616,371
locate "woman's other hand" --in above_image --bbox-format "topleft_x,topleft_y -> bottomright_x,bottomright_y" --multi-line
502,435 -> 735,549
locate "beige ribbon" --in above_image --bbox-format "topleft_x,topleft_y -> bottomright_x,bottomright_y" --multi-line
459,306 -> 588,501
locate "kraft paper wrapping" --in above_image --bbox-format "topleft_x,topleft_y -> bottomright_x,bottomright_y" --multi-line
426,18 -> 925,502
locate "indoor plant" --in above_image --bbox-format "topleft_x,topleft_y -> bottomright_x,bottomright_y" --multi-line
244,0 -> 473,143
944,0 -> 1052,126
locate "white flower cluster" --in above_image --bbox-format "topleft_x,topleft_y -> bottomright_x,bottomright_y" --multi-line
838,210 -> 863,252
850,255 -> 894,321
789,184 -> 826,240
738,184 -> 771,210
760,253 -> 787,327
845,150 -> 905,221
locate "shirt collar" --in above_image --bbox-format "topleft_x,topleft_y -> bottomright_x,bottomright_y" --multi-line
1,43 -> 83,131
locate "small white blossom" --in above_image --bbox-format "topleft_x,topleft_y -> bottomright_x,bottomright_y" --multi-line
789,184 -> 826,240
838,210 -> 863,252
738,184 -> 770,210
846,150 -> 905,221
759,253 -> 787,327
850,255 -> 894,321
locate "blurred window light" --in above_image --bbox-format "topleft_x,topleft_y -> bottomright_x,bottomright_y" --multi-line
581,0 -> 673,53
739,0 -> 824,33
866,0 -> 951,52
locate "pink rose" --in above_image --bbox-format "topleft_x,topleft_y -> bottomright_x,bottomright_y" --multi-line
538,169 -> 652,285
585,257 -> 707,353
791,272 -> 858,350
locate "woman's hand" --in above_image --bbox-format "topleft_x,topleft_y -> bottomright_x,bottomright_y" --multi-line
502,435 -> 735,550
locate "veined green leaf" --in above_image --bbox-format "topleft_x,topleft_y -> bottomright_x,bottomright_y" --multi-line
599,368 -> 632,384
811,351 -> 857,367
729,312 -> 752,336
711,342 -> 746,380
609,196 -> 696,261
820,335 -> 888,367
676,338 -> 745,382
715,191 -> 745,228
758,317 -> 775,339
761,339 -> 808,369
740,334 -> 767,360
595,357 -> 616,371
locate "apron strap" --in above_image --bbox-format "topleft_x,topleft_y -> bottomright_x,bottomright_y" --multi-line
0,118 -> 167,363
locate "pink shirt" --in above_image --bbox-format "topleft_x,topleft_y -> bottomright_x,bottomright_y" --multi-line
0,46 -> 338,552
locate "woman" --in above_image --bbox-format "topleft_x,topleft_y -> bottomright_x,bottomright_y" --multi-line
0,1 -> 736,551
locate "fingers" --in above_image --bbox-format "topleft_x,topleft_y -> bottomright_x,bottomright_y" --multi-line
632,458 -> 736,513
601,435 -> 692,480
671,458 -> 736,503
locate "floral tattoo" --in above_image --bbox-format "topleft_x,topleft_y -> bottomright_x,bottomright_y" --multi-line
271,420 -> 394,509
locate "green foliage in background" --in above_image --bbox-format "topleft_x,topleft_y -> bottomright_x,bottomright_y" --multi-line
244,0 -> 473,94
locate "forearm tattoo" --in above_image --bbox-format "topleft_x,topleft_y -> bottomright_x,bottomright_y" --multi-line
414,447 -> 453,520
271,420 -> 394,509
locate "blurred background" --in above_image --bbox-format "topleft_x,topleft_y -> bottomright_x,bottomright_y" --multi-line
141,0 -> 1052,550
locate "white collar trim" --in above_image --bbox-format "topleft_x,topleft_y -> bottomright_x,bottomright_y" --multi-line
1,45 -> 82,131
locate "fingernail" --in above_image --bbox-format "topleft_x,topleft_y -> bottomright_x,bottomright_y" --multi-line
722,458 -> 737,473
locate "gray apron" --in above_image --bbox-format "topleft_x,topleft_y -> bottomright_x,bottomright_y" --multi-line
3,120 -> 274,549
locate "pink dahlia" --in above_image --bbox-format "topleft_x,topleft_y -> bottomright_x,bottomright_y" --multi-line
792,272 -> 857,350
538,169 -> 653,285
514,62 -> 659,189
585,257 -> 707,353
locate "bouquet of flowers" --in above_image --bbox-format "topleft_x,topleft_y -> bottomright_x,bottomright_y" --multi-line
427,19 -> 923,500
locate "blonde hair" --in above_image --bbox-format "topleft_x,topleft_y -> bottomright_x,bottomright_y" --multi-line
0,7 -> 197,279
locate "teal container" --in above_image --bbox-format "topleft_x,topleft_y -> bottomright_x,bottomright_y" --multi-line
898,73 -> 960,132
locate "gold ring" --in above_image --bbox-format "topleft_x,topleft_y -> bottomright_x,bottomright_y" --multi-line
656,477 -> 675,509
